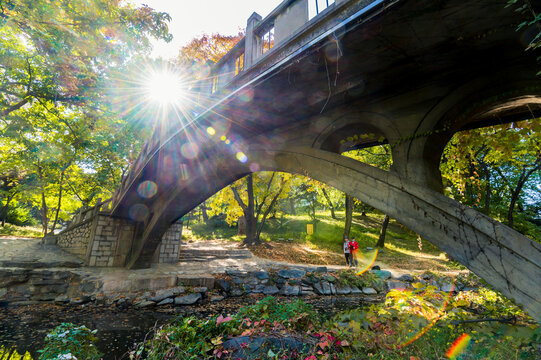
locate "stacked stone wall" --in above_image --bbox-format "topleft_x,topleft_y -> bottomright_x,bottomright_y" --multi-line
153,221 -> 183,264
57,212 -> 181,267
88,215 -> 124,267
56,221 -> 93,259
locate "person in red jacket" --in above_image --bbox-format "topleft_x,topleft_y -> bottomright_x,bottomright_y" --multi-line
348,237 -> 359,267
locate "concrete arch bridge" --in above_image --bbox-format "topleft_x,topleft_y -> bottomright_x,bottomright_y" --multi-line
55,0 -> 541,320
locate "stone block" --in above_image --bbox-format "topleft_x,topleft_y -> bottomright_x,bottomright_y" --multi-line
263,285 -> 279,295
157,298 -> 173,306
387,281 -> 408,291
89,256 -> 97,266
174,293 -> 201,305
280,285 -> 301,296
278,269 -> 306,279
149,286 -> 186,302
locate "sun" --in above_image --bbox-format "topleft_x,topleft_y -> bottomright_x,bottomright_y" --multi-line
145,69 -> 187,106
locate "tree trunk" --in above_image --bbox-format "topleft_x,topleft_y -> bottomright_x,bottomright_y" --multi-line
484,170 -> 491,215
507,158 -> 541,229
238,215 -> 246,235
201,201 -> 209,222
376,214 -> 390,248
289,198 -> 296,215
41,190 -> 48,235
256,185 -> 283,240
0,193 -> 16,227
343,194 -> 353,239
239,174 -> 258,246
321,187 -> 336,219
37,165 -> 48,235
51,168 -> 66,233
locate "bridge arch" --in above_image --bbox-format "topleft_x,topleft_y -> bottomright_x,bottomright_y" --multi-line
391,77 -> 541,192
126,142 -> 541,320
311,109 -> 402,153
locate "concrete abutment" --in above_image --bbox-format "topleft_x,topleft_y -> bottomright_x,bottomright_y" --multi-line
54,214 -> 183,268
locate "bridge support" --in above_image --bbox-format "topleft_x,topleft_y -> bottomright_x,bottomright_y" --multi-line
253,147 -> 541,321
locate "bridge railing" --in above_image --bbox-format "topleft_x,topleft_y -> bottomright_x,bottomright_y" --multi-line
63,198 -> 112,232
209,0 -> 350,94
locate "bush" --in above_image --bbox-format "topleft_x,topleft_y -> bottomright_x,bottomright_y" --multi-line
38,323 -> 102,360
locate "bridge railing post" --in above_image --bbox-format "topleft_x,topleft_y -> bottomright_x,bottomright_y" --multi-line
245,12 -> 263,69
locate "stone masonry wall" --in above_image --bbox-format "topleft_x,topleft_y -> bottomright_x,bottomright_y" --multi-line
56,221 -> 93,259
153,221 -> 183,264
57,213 -> 181,267
88,215 -> 124,267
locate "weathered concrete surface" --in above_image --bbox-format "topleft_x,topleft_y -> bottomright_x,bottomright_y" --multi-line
252,147 -> 541,321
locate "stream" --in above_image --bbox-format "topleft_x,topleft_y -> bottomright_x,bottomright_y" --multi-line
0,295 -> 381,359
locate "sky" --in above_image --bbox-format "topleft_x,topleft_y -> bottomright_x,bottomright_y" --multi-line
130,0 -> 284,59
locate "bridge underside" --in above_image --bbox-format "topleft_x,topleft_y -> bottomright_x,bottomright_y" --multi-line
110,0 -> 541,320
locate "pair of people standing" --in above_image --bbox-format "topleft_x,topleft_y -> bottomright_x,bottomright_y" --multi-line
343,236 -> 359,267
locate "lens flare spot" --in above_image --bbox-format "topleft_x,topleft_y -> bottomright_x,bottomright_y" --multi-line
239,87 -> 255,103
355,249 -> 379,275
220,135 -> 227,141
179,163 -> 189,181
181,143 -> 199,159
324,41 -> 341,62
225,139 -> 231,145
446,333 -> 471,359
137,181 -> 157,199
250,163 -> 260,172
236,152 -> 248,163
207,127 -> 216,135
129,204 -> 149,221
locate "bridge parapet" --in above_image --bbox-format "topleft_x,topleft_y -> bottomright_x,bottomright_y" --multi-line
209,0 -> 365,94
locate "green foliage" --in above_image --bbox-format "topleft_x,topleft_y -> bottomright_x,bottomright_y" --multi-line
334,269 -> 384,291
129,288 -> 539,360
236,296 -> 319,328
0,346 -> 33,360
506,0 -> 541,51
440,120 -> 541,238
134,297 -> 320,360
0,0 -> 172,232
38,323 -> 102,360
325,283 -> 538,359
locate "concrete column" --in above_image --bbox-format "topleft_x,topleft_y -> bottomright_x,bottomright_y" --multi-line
245,12 -> 262,68
390,135 -> 446,193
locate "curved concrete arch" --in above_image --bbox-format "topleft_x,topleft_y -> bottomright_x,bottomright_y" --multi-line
311,109 -> 402,153
249,147 -> 541,320
391,76 -> 541,191
128,143 -> 541,320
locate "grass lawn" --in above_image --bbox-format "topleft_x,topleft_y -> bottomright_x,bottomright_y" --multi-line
0,223 -> 43,238
186,211 -> 463,272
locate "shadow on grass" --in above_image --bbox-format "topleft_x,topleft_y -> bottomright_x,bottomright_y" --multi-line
186,212 -> 462,271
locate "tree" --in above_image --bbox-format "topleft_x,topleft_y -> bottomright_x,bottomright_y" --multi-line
209,172 -> 293,245
177,32 -> 244,64
441,120 -> 541,233
0,0 -> 172,232
0,0 -> 172,118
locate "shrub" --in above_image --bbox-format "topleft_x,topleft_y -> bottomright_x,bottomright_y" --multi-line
38,323 -> 102,360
